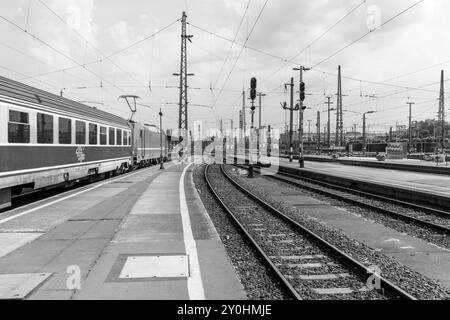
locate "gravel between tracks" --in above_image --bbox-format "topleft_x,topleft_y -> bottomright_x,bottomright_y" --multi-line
208,165 -> 387,300
193,164 -> 292,300
223,165 -> 450,300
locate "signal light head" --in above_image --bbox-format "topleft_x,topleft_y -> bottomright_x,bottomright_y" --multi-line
251,77 -> 257,90
300,82 -> 305,92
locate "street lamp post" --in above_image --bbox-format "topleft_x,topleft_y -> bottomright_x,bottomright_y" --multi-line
159,109 -> 164,170
324,96 -> 334,149
363,111 -> 376,155
407,101 -> 415,155
257,93 -> 266,160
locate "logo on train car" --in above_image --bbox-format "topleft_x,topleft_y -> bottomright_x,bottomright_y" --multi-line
76,146 -> 86,162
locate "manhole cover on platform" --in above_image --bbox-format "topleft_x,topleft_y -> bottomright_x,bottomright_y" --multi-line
119,255 -> 189,279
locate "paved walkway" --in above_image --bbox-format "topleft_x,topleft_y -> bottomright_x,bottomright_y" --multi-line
279,158 -> 450,198
0,162 -> 245,300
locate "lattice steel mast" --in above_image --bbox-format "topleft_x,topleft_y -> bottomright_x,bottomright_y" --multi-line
438,70 -> 445,150
175,12 -> 193,131
336,65 -> 344,147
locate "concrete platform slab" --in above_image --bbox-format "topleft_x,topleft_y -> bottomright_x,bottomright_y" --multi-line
114,215 -> 183,243
72,241 -> 189,300
0,233 -> 43,259
0,273 -> 51,299
39,220 -> 120,241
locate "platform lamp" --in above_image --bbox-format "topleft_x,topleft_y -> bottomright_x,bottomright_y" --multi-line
363,111 -> 376,155
159,109 -> 164,169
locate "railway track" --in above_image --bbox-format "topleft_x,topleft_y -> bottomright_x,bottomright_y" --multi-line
204,164 -> 416,300
242,164 -> 450,235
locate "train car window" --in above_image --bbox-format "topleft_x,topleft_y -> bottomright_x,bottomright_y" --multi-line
37,113 -> 54,144
128,132 -> 131,145
8,110 -> 30,143
100,126 -> 107,145
89,123 -> 98,145
59,117 -> 72,144
76,121 -> 86,144
123,131 -> 128,146
109,127 -> 115,145
117,129 -> 122,146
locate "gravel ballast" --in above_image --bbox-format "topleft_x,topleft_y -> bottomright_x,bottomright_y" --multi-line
193,164 -> 291,300
223,165 -> 450,300
265,172 -> 450,250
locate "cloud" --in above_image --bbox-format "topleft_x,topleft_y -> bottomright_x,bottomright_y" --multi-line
1,0 -> 448,132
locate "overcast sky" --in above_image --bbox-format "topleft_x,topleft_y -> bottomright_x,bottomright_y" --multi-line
0,0 -> 449,134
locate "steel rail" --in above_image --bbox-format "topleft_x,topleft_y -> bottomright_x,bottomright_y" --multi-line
222,164 -> 417,300
263,167 -> 450,235
204,164 -> 302,300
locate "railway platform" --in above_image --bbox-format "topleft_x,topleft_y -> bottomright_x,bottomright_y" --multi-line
302,155 -> 450,175
278,158 -> 450,201
0,161 -> 245,300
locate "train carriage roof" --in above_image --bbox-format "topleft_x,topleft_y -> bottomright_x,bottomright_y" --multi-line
0,75 -> 129,128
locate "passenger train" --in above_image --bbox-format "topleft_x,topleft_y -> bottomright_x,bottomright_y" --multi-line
0,76 -> 175,209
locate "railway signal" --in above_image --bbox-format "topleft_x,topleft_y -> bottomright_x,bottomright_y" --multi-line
248,77 -> 257,178
250,77 -> 257,101
300,82 -> 306,102
293,66 -> 311,168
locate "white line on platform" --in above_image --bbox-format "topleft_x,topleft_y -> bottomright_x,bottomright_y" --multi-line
179,163 -> 205,300
0,167 -> 155,225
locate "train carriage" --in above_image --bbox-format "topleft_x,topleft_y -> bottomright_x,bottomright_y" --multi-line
131,121 -> 168,167
0,76 -> 146,209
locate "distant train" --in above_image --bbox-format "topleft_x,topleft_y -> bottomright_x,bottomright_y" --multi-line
0,76 -> 176,209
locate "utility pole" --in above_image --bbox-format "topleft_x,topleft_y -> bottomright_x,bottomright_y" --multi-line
363,111 -> 376,155
438,70 -> 445,151
281,77 -> 299,162
257,92 -> 266,159
407,101 -> 415,154
248,77 -> 257,177
242,90 -> 246,133
173,11 -> 193,141
317,111 -> 321,154
325,96 -> 333,148
363,114 -> 367,155
258,92 -> 266,130
289,78 -> 294,162
353,123 -> 357,142
293,66 -> 310,168
308,120 -> 312,142
336,65 -> 344,147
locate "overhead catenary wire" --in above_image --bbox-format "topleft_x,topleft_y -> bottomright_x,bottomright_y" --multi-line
212,0 -> 252,91
312,0 -> 426,68
0,14 -> 133,96
261,0 -> 367,85
212,0 -> 270,108
18,18 -> 180,83
37,0 -> 150,91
